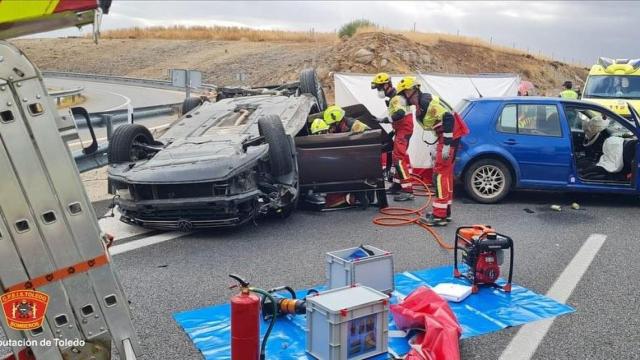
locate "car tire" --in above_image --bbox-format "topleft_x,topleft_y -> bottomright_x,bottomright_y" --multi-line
108,124 -> 154,163
258,115 -> 294,177
299,68 -> 327,111
181,97 -> 203,115
463,158 -> 512,204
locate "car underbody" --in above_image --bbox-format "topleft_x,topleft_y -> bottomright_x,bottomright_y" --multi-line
107,70 -> 387,230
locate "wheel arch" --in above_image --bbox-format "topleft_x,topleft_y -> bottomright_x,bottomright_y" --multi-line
460,151 -> 519,189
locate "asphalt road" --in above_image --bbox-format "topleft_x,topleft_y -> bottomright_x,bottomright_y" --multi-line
44,78 -> 186,113
105,189 -> 639,359
1,189 -> 638,359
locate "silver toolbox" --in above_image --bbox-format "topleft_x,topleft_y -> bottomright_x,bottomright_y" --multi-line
326,245 -> 394,294
306,285 -> 389,360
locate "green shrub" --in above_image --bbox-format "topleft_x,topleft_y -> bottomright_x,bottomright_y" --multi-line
338,19 -> 377,38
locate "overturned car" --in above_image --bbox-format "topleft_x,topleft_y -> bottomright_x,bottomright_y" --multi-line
107,70 -> 389,230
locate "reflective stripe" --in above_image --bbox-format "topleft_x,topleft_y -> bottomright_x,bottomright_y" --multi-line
401,182 -> 412,189
433,202 -> 448,209
436,174 -> 443,198
397,160 -> 409,180
443,132 -> 453,138
393,178 -> 401,183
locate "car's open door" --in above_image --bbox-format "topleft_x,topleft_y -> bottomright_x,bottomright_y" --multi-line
295,104 -> 389,200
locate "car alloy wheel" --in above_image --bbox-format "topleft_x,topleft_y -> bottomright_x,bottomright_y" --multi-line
471,164 -> 505,200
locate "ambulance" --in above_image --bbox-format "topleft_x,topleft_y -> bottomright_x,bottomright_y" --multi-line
582,57 -> 640,119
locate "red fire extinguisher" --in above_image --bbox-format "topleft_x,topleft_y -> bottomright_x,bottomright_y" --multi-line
229,274 -> 277,360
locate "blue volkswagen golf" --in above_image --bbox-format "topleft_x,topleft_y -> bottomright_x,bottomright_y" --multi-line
454,97 -> 640,203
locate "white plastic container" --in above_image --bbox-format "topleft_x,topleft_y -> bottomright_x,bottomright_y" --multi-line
306,286 -> 389,360
326,245 -> 394,294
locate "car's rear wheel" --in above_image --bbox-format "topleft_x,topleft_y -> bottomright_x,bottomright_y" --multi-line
108,124 -> 154,163
181,97 -> 203,115
258,115 -> 294,177
299,68 -> 327,111
464,158 -> 512,203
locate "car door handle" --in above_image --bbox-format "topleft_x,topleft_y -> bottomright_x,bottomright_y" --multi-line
503,139 -> 517,145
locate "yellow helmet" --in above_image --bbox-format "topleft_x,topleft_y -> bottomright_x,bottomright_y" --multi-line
323,105 -> 345,125
396,76 -> 419,94
310,118 -> 330,134
371,72 -> 391,88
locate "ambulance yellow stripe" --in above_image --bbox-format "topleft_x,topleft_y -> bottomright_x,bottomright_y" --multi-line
0,0 -> 60,23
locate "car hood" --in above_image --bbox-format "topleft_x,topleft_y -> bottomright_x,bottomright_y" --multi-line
109,137 -> 268,183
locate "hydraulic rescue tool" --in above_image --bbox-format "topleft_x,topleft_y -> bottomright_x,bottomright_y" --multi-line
453,225 -> 514,293
260,286 -> 318,320
228,274 -> 276,360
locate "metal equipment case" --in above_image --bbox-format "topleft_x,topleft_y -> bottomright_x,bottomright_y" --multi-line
305,286 -> 389,360
326,246 -> 394,294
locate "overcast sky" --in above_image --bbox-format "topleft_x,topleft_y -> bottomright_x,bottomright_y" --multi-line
41,1 -> 639,66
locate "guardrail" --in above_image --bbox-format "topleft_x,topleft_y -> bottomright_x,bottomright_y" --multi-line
72,102 -> 181,173
76,103 -> 181,128
43,71 -> 216,91
49,86 -> 84,105
49,86 -> 84,97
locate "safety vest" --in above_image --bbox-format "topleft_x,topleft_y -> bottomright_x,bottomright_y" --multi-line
422,96 -> 447,130
422,96 -> 469,140
388,95 -> 408,118
559,89 -> 579,99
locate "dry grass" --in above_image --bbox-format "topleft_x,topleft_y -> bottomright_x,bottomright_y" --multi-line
355,26 -> 557,62
99,25 -> 580,66
101,25 -> 336,42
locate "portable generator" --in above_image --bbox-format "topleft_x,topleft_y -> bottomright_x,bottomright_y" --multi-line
453,225 -> 514,293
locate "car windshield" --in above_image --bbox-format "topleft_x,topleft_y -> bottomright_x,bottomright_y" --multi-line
566,106 -> 636,138
583,75 -> 640,99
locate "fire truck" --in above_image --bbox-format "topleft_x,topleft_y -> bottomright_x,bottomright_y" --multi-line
0,1 -> 138,359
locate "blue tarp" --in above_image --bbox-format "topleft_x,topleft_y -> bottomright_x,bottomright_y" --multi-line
174,266 -> 574,359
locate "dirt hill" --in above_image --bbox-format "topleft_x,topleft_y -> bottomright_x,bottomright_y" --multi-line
14,31 -> 587,99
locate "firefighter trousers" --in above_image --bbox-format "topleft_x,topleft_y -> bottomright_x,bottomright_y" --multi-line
392,115 -> 414,193
432,139 -> 459,219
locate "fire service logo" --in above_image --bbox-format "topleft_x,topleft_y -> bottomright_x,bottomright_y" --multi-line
1,290 -> 49,331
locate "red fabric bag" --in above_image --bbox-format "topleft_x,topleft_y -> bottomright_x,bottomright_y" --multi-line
390,286 -> 462,360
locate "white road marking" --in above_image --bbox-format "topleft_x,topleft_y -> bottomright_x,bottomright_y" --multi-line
498,233 -> 607,360
109,231 -> 189,255
104,91 -> 132,112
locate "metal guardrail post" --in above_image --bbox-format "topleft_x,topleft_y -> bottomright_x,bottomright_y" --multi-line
104,114 -> 113,140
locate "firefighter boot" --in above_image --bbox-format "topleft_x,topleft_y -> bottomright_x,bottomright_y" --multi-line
394,191 -> 415,202
421,213 -> 448,227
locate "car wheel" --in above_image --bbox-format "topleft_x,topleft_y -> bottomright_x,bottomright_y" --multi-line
299,68 -> 327,111
464,158 -> 512,204
181,97 -> 203,115
258,115 -> 294,177
108,124 -> 154,163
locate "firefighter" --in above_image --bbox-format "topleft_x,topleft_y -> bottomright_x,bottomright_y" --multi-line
323,105 -> 370,134
559,81 -> 579,99
370,72 -> 415,201
396,76 -> 468,226
304,117 -> 370,209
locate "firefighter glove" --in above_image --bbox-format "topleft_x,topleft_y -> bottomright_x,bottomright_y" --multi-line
441,144 -> 450,161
